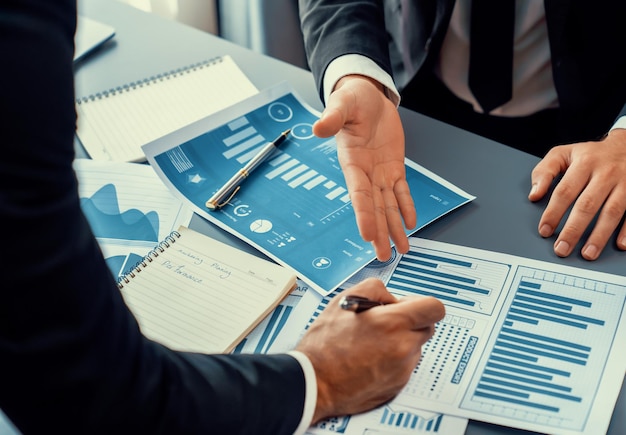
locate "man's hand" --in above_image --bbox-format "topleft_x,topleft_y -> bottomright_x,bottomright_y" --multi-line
296,278 -> 445,423
315,75 -> 416,261
529,128 -> 626,260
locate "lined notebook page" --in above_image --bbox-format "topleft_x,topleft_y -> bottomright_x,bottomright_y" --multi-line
76,55 -> 258,163
118,226 -> 297,354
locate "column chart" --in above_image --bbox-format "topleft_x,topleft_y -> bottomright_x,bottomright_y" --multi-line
461,266 -> 623,432
391,238 -> 626,435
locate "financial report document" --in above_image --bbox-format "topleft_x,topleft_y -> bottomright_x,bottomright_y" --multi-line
72,159 -> 193,279
388,238 -> 625,435
143,83 -> 475,295
270,248 -> 469,435
272,238 -> 626,435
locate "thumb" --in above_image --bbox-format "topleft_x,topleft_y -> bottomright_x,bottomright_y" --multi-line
313,89 -> 353,138
313,105 -> 346,138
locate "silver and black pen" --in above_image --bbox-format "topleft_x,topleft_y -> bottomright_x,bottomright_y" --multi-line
339,295 -> 387,313
206,128 -> 291,210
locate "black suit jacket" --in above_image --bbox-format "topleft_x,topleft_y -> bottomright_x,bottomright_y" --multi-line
299,0 -> 626,144
0,1 -> 305,433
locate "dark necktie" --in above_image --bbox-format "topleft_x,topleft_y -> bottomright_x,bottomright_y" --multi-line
468,0 -> 515,114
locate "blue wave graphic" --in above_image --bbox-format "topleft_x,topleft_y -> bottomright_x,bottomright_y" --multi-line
80,183 -> 159,242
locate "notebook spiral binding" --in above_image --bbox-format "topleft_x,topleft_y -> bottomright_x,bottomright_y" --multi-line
76,56 -> 225,104
117,230 -> 181,289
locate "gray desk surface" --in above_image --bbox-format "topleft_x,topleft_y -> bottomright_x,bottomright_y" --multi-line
75,1 -> 625,433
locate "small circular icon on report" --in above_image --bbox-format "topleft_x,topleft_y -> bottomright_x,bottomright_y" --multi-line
268,102 -> 293,122
234,204 -> 252,217
290,123 -> 314,140
312,257 -> 332,269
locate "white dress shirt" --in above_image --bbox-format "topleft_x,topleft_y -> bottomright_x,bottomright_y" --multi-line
288,350 -> 317,434
323,0 -> 625,130
436,0 -> 557,116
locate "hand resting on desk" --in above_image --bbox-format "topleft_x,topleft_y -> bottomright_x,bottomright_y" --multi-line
296,277 -> 445,423
529,128 -> 626,260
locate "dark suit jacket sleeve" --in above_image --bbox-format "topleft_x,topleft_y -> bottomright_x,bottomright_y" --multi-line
298,0 -> 393,103
0,1 -> 305,434
618,104 -> 626,122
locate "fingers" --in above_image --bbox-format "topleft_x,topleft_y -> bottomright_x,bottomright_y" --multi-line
528,145 -> 569,203
617,222 -> 626,252
532,136 -> 626,259
342,162 -> 381,244
580,186 -> 626,260
390,179 -> 416,253
384,295 -> 446,331
370,182 -> 412,259
370,182 -> 394,261
301,279 -> 445,422
314,74 -> 415,260
337,279 -> 445,333
361,179 -> 415,261
332,277 -> 398,306
537,163 -> 592,244
341,158 -> 412,262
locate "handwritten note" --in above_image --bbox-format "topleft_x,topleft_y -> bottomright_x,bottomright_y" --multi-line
118,226 -> 297,353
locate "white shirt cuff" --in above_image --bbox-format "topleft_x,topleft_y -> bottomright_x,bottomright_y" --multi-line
610,115 -> 626,131
287,350 -> 317,434
323,54 -> 401,107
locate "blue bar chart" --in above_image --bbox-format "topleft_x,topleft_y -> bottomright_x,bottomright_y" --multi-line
379,406 -> 443,432
461,266 -> 623,431
231,280 -> 308,355
232,304 -> 293,354
387,247 -> 511,314
391,238 -> 626,435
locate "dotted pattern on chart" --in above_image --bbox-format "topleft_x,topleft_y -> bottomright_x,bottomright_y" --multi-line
403,314 -> 476,403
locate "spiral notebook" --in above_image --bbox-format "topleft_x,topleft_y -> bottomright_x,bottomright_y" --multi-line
117,226 -> 297,354
75,55 -> 258,162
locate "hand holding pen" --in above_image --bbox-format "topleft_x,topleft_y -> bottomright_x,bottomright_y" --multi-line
206,129 -> 291,210
339,294 -> 387,312
296,278 -> 445,423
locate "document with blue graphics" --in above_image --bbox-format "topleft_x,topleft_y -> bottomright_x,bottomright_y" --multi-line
143,83 -> 475,295
271,238 -> 626,435
269,248 -> 469,435
73,159 -> 193,281
387,238 -> 625,435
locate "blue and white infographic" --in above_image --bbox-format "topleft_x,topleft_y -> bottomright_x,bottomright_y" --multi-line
144,83 -> 474,295
73,159 -> 193,280
391,238 -> 626,435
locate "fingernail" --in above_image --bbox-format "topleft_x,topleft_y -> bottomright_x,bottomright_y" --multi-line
554,240 -> 570,257
582,244 -> 599,260
529,183 -> 538,196
620,236 -> 626,249
539,224 -> 552,237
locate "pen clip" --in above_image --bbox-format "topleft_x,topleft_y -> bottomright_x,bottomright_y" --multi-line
216,185 -> 240,208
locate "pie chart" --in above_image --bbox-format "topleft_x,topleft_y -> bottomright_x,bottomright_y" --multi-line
249,219 -> 273,233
